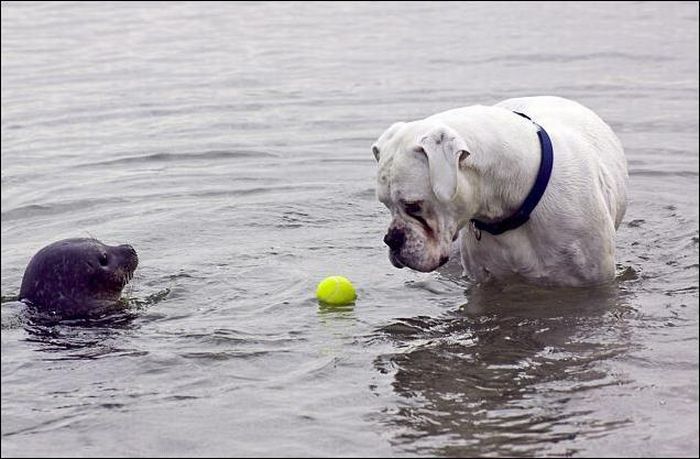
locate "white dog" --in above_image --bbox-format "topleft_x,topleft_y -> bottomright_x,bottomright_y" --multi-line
373,96 -> 628,287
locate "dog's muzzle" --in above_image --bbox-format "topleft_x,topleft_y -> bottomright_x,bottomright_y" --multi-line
388,250 -> 405,269
384,227 -> 407,268
383,227 -> 405,251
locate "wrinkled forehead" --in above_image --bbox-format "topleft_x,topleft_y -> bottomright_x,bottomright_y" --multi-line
376,138 -> 431,203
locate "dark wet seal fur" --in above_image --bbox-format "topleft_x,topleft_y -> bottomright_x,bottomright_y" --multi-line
19,238 -> 138,319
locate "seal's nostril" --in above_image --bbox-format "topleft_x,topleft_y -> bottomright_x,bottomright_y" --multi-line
120,244 -> 137,256
119,244 -> 139,269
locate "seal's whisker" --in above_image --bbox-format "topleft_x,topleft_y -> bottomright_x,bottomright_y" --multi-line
84,230 -> 99,242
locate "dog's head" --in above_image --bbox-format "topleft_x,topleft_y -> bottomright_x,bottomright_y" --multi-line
373,120 -> 478,272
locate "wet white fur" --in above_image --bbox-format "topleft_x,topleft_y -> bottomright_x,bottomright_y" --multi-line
373,96 -> 628,286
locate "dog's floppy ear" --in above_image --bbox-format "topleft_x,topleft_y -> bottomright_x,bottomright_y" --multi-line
372,122 -> 406,162
419,126 -> 470,202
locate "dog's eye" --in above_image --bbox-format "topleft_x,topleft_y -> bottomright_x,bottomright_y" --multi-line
404,201 -> 422,216
98,253 -> 109,266
404,201 -> 431,231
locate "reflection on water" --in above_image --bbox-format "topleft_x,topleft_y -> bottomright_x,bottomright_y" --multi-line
376,281 -> 637,457
23,317 -> 139,361
1,289 -> 172,360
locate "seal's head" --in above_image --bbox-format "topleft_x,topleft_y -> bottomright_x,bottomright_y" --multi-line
19,238 -> 138,318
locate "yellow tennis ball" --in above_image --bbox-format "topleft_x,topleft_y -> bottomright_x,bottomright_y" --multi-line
316,276 -> 356,305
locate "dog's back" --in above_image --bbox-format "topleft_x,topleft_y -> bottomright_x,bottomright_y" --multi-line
496,96 -> 628,229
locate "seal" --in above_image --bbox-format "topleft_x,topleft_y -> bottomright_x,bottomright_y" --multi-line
19,238 -> 138,319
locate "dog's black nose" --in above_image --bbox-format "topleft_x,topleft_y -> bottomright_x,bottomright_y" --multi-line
383,228 -> 405,251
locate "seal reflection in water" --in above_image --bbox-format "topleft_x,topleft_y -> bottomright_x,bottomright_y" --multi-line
19,238 -> 138,319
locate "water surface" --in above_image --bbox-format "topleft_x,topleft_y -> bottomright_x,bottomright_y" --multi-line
2,2 -> 698,457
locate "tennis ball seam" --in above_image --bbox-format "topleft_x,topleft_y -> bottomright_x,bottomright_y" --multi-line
330,276 -> 341,302
325,276 -> 342,303
316,276 -> 355,305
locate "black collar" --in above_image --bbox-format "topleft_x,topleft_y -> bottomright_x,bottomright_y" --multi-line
470,111 -> 554,236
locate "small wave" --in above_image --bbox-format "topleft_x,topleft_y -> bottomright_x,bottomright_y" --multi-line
179,349 -> 291,361
467,51 -> 677,66
628,169 -> 699,178
76,149 -> 279,168
1,197 -> 128,221
1,294 -> 20,303
127,288 -> 171,309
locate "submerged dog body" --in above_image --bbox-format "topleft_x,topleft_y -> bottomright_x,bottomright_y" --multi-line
373,96 -> 628,286
19,238 -> 138,318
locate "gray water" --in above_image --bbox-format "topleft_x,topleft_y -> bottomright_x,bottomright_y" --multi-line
1,2 -> 698,457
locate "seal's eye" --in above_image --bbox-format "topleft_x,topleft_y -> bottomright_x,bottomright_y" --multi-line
98,253 -> 109,266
